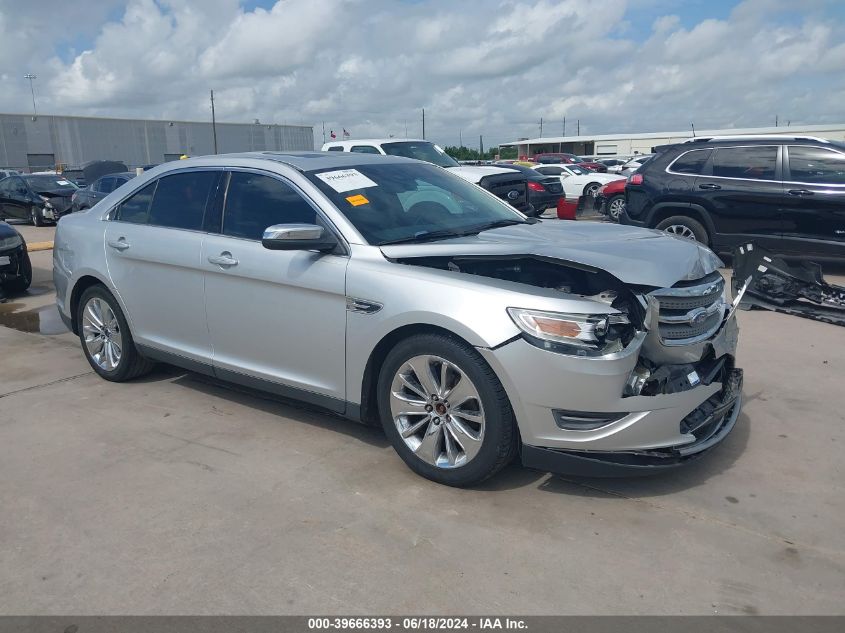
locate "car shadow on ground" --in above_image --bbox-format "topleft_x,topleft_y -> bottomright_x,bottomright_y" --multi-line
104,362 -> 751,496
138,364 -> 391,449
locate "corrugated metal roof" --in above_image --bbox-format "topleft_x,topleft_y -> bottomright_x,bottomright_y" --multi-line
501,123 -> 845,146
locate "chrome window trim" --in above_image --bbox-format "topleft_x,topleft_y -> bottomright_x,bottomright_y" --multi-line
783,144 -> 845,187
665,148 -> 713,177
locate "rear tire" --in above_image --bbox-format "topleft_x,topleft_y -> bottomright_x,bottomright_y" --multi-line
655,215 -> 709,245
377,333 -> 518,487
76,285 -> 155,382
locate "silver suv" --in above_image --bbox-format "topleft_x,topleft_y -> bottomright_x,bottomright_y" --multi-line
54,151 -> 743,486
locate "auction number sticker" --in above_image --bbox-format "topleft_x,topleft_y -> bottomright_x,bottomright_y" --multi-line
315,169 -> 378,193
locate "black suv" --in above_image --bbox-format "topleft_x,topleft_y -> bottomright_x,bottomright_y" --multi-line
621,136 -> 845,260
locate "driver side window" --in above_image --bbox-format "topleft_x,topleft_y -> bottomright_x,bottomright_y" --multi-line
222,172 -> 318,240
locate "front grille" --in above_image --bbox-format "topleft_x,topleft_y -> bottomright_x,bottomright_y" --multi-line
651,272 -> 726,344
479,174 -> 529,211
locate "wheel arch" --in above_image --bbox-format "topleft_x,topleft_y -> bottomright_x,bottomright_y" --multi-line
356,323 -> 481,426
647,202 -> 716,238
67,273 -> 114,335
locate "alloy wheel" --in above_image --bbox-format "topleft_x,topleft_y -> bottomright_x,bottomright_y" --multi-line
608,197 -> 625,220
81,297 -> 123,371
585,183 -> 601,196
389,355 -> 485,469
662,224 -> 697,240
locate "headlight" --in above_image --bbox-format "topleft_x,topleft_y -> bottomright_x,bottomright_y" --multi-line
39,195 -> 54,208
0,234 -> 23,250
507,307 -> 633,356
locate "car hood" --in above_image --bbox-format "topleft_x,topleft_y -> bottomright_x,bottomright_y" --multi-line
446,165 -> 519,183
380,221 -> 722,288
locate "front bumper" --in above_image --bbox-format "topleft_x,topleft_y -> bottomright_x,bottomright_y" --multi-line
478,310 -> 742,477
0,244 -> 27,285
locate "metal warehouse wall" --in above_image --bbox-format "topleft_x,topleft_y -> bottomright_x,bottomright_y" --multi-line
0,113 -> 314,170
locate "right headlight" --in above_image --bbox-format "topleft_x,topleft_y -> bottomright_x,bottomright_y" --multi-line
0,234 -> 23,250
507,307 -> 634,356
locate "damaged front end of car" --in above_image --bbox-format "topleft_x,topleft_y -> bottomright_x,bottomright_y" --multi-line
389,247 -> 744,476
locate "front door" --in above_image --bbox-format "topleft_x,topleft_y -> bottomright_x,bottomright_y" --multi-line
695,145 -> 783,251
1,177 -> 32,220
202,170 -> 349,410
780,145 -> 845,258
104,170 -> 220,367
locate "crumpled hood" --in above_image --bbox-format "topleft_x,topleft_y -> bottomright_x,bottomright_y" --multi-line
35,188 -> 75,199
380,221 -> 723,288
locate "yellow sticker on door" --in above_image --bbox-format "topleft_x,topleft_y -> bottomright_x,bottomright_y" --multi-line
346,194 -> 370,206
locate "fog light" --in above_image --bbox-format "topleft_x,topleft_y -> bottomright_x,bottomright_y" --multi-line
625,366 -> 651,396
553,410 -> 627,431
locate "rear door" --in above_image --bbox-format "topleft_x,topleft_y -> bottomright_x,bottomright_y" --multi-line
104,169 -> 221,367
780,145 -> 845,258
694,145 -> 783,251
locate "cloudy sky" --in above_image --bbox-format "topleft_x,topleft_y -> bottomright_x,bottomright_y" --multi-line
0,0 -> 844,148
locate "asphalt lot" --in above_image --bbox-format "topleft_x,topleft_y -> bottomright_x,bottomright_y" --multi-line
1,222 -> 844,615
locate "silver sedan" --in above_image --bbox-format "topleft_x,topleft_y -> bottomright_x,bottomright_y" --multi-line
53,151 -> 743,486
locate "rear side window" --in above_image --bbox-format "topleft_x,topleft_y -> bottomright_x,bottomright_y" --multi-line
222,172 -> 317,240
326,146 -> 344,151
350,145 -> 381,154
94,177 -> 115,193
788,146 -> 845,184
712,146 -> 777,180
669,149 -> 711,174
148,171 -> 218,230
535,166 -> 564,175
116,182 -> 156,224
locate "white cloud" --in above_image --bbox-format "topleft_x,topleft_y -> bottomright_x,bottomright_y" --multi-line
0,0 -> 843,147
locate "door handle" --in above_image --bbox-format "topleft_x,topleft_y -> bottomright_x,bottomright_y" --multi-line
698,183 -> 721,190
107,239 -> 130,251
208,252 -> 238,267
787,189 -> 814,196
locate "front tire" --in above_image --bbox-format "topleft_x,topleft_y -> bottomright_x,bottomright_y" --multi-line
377,333 -> 518,487
655,215 -> 709,245
30,205 -> 45,227
606,195 -> 625,221
76,285 -> 155,381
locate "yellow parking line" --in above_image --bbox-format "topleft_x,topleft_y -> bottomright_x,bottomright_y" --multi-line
27,241 -> 54,252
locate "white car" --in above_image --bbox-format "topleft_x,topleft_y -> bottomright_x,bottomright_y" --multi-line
321,139 -> 538,216
533,164 -> 626,197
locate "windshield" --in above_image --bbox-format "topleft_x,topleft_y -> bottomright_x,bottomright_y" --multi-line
24,175 -> 79,190
306,162 -> 527,245
380,141 -> 460,168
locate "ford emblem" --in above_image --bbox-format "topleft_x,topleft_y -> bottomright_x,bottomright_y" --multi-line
507,190 -> 520,200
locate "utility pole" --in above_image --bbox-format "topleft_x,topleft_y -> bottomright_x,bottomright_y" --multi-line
691,122 -> 696,137
459,129 -> 462,147
563,117 -> 566,136
775,114 -> 778,127
210,90 -> 218,154
422,108 -> 425,139
577,119 -> 580,136
539,117 -> 543,137
322,121 -> 326,145
24,73 -> 37,119
479,135 -> 484,158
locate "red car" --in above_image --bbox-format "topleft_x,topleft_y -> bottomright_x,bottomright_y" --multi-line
592,178 -> 626,221
532,153 -> 608,172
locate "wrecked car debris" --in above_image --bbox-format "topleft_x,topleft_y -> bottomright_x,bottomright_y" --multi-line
732,243 -> 845,327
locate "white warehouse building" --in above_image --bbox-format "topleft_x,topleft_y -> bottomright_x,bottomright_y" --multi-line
501,123 -> 845,159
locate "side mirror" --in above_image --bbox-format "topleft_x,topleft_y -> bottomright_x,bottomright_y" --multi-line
261,223 -> 337,252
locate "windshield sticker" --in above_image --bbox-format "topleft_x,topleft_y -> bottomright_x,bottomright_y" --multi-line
346,194 -> 370,206
315,169 -> 378,193
56,180 -> 72,185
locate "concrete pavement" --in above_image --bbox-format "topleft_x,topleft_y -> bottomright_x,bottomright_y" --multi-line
0,240 -> 844,614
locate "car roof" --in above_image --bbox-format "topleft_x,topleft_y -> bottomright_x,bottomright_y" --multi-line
323,139 -> 427,146
164,150 -> 416,173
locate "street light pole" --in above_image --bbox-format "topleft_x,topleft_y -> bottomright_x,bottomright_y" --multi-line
24,73 -> 37,118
